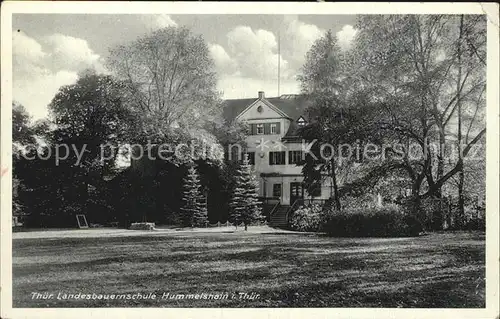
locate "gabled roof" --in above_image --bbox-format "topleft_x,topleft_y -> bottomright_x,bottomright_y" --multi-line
223,94 -> 312,124
235,97 -> 290,121
223,98 -> 255,123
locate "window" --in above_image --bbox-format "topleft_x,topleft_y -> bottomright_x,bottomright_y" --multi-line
269,151 -> 286,165
241,152 -> 255,165
256,124 -> 264,135
228,145 -> 241,162
250,122 -> 280,135
265,123 -> 280,134
272,184 -> 282,197
288,151 -> 303,165
290,182 -> 304,201
270,123 -> 277,134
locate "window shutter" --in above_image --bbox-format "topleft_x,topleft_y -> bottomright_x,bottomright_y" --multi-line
250,124 -> 256,135
264,123 -> 270,135
276,122 -> 281,134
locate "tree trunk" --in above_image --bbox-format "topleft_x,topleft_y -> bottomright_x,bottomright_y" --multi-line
458,167 -> 465,227
456,15 -> 465,226
436,129 -> 446,198
330,159 -> 341,210
411,180 -> 421,216
244,224 -> 248,231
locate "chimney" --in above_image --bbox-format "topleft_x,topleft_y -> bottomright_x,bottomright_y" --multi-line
258,91 -> 265,99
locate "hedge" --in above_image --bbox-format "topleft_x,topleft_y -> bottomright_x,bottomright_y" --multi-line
321,206 -> 423,237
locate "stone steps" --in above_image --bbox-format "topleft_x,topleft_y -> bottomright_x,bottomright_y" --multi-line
269,206 -> 290,228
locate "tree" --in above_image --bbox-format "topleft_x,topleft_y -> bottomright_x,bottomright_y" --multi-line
12,102 -> 53,221
297,31 -> 380,210
13,102 -> 36,146
229,154 -> 263,230
40,71 -> 135,225
297,31 -> 345,210
49,71 -> 134,179
12,102 -> 61,226
107,26 -> 221,142
195,121 -> 246,224
298,30 -> 345,97
451,15 -> 486,223
12,177 -> 23,216
107,27 -> 225,224
12,102 -> 33,216
180,165 -> 208,227
346,15 -> 485,218
297,15 -> 485,227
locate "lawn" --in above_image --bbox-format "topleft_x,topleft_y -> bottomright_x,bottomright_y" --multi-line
12,228 -> 485,308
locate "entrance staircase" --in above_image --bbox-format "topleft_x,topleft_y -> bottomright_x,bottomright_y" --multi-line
269,205 -> 291,228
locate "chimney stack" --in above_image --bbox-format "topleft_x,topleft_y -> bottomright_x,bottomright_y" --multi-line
258,91 -> 265,99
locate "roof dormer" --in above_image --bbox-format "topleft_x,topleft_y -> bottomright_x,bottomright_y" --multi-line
297,116 -> 307,127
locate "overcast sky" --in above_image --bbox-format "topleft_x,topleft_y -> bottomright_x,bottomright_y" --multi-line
12,14 -> 358,120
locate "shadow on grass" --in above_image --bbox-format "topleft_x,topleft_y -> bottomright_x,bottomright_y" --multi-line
12,231 -> 485,308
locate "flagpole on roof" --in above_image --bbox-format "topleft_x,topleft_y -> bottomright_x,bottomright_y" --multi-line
277,29 -> 280,97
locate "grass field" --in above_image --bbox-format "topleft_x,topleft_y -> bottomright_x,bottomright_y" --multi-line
12,229 -> 485,308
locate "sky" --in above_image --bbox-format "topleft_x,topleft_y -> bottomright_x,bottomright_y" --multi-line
12,14 -> 358,120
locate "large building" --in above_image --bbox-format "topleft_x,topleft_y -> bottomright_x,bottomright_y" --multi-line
224,91 -> 333,226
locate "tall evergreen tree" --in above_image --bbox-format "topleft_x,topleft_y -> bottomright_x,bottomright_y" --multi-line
229,154 -> 263,230
297,30 -> 347,210
180,165 -> 208,227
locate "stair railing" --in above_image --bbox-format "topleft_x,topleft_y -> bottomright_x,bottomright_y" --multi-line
268,202 -> 281,222
285,199 -> 303,227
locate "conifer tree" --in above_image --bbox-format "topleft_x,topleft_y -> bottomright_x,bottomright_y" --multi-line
180,165 -> 208,227
229,154 -> 263,230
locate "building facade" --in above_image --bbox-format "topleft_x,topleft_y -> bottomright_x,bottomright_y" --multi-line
224,91 -> 333,208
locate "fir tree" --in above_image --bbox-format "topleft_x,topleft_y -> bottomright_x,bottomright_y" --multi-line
180,165 -> 208,227
229,154 -> 263,230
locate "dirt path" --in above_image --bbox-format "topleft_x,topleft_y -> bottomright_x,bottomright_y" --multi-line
12,225 -> 297,239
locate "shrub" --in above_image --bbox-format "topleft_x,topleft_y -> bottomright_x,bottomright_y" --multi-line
129,222 -> 156,230
321,205 -> 423,237
23,213 -> 78,228
290,204 -> 325,232
463,218 -> 485,231
341,194 -> 381,210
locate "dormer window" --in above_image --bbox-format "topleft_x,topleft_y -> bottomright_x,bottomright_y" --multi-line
297,117 -> 307,127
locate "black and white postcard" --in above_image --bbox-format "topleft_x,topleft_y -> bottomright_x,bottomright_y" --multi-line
1,2 -> 499,319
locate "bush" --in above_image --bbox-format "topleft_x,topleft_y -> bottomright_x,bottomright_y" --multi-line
290,204 -> 325,232
23,213 -> 79,228
129,222 -> 156,230
341,194 -> 381,210
463,218 -> 485,231
321,205 -> 423,237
